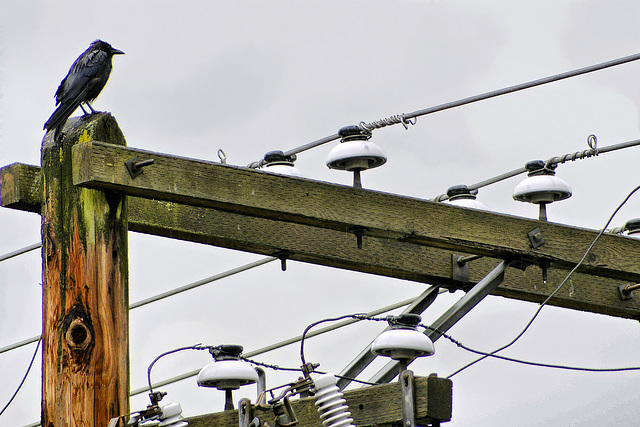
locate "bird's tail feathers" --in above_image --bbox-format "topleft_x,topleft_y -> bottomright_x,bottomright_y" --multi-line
44,100 -> 83,140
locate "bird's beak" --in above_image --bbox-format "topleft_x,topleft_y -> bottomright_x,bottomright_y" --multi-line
111,48 -> 125,55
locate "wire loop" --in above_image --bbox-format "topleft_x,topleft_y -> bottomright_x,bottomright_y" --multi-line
217,149 -> 227,164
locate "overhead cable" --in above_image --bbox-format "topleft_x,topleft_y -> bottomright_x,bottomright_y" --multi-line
130,296 -> 417,396
447,183 -> 640,378
0,338 -> 41,417
1,256 -> 278,355
433,135 -> 640,201
0,243 -> 41,263
248,51 -> 640,166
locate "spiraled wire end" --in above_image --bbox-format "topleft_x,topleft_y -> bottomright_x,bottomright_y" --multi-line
359,113 -> 416,132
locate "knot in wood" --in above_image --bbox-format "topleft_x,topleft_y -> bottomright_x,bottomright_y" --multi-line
65,318 -> 92,350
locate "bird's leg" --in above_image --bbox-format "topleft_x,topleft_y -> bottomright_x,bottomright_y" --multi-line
79,104 -> 90,115
83,101 -> 97,115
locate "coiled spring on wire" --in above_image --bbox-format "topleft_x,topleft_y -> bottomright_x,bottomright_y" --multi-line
546,134 -> 599,168
359,113 -> 416,132
313,373 -> 355,427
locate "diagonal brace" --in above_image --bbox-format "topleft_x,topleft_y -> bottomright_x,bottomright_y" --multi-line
368,259 -> 514,384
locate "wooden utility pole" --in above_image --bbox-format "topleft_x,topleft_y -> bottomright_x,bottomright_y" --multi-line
40,114 -> 129,426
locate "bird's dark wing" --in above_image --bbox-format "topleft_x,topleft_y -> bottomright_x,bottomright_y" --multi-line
54,48 -> 112,106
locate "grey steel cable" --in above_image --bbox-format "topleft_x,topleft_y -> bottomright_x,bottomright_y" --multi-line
130,256 -> 277,309
0,256 -> 278,355
399,52 -> 640,124
0,243 -> 41,263
250,51 -> 640,166
433,136 -> 640,201
0,335 -> 41,356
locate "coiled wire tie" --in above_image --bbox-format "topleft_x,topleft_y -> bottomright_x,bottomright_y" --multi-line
546,134 -> 599,169
359,113 -> 417,132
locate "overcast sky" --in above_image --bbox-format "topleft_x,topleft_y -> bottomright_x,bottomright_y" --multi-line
1,1 -> 640,426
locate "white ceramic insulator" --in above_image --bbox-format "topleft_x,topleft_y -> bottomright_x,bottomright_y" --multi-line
159,402 -> 189,427
313,373 -> 355,427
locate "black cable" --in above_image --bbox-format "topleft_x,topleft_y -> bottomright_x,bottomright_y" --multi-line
0,338 -> 41,417
147,344 -> 209,394
300,314 -> 368,367
240,356 -> 302,373
446,184 -> 640,379
420,323 -> 640,373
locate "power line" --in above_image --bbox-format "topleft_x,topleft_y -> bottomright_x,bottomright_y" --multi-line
447,184 -> 640,379
248,51 -> 640,166
0,243 -> 40,263
420,323 -> 640,373
0,256 -> 279,356
0,338 -> 41,418
433,135 -> 640,201
130,256 -> 277,309
0,335 -> 40,356
130,296 -> 417,396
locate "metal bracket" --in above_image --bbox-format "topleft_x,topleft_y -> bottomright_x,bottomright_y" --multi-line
451,254 -> 470,282
369,260 -> 512,384
400,370 -> 416,427
528,227 -> 545,248
239,398 -> 252,427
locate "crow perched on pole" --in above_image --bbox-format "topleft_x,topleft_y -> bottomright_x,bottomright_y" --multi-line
44,40 -> 124,141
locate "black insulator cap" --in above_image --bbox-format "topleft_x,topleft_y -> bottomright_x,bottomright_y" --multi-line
524,160 -> 545,172
446,185 -> 472,198
525,160 -> 556,176
625,218 -> 640,233
390,313 -> 422,328
338,125 -> 371,141
215,344 -> 244,360
264,150 -> 296,164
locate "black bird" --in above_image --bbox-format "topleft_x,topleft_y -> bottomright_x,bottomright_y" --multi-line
44,40 -> 124,140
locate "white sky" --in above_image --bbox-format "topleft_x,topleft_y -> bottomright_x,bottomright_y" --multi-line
1,1 -> 640,426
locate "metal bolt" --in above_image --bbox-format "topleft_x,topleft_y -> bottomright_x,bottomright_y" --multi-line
125,156 -> 155,179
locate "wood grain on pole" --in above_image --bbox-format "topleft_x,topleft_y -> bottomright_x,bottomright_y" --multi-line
40,113 -> 129,426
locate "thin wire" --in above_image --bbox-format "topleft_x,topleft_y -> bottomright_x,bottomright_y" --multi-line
130,256 -> 277,309
239,356 -> 302,373
250,51 -> 640,165
0,242 -> 41,263
300,314 -> 368,368
147,344 -> 206,394
422,324 -> 640,373
130,297 -> 415,396
0,335 -> 40,356
0,338 -> 41,417
403,52 -> 640,122
433,136 -> 640,200
447,184 -> 640,379
1,256 -> 278,355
